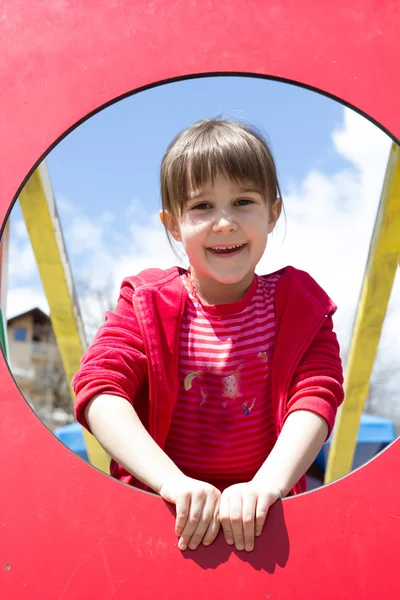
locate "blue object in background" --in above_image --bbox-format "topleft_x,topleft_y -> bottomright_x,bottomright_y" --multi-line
315,413 -> 397,472
54,422 -> 89,462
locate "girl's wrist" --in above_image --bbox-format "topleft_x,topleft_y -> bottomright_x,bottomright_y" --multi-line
251,473 -> 287,499
155,468 -> 187,495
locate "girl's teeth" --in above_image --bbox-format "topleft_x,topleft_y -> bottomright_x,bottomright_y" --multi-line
213,244 -> 242,250
209,244 -> 245,254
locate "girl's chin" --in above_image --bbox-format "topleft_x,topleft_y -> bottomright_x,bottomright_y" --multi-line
189,262 -> 255,284
208,270 -> 253,285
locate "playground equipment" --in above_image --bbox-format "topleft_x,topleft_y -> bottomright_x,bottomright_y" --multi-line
18,163 -> 109,472
325,142 -> 400,482
1,2 -> 399,598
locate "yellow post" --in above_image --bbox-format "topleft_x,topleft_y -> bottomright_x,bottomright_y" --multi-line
19,162 -> 110,473
325,143 -> 400,483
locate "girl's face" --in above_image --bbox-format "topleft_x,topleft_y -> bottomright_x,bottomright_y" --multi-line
163,175 -> 281,304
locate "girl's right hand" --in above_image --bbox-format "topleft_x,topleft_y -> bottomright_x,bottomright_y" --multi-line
159,474 -> 221,551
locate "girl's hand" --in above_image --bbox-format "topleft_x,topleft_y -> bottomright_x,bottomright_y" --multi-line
219,482 -> 281,552
159,474 -> 221,551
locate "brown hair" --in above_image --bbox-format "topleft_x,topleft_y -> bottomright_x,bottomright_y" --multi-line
160,118 -> 283,245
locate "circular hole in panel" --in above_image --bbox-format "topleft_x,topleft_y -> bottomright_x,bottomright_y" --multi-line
3,75 -> 399,501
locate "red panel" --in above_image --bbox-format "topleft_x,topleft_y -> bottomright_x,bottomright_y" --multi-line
0,1 -> 399,598
0,222 -> 9,314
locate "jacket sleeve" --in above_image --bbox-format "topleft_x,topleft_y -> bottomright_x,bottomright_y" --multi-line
284,315 -> 344,438
72,279 -> 148,431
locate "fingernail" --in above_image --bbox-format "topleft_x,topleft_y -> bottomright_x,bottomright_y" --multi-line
189,542 -> 197,550
178,541 -> 187,551
226,538 -> 234,545
245,544 -> 254,552
236,543 -> 244,551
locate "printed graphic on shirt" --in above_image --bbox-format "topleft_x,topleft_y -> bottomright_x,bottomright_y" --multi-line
222,364 -> 242,400
184,362 -> 254,410
184,371 -> 202,391
242,398 -> 256,416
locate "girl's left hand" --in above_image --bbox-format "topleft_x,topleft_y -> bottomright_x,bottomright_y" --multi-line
219,482 -> 281,552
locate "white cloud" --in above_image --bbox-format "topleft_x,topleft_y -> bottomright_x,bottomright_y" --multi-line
105,213 -> 182,299
68,211 -> 181,341
332,108 -> 391,177
14,219 -> 28,239
117,214 -> 184,276
8,240 -> 37,282
126,197 -> 159,225
68,217 -> 104,254
56,196 -> 74,215
261,109 -> 393,350
259,108 -> 399,420
7,217 -> 37,284
99,211 -> 117,225
7,287 -> 49,319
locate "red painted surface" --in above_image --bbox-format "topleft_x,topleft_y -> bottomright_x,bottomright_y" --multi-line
0,222 -> 9,314
0,1 -> 399,598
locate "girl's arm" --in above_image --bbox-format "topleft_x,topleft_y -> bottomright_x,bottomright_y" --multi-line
73,281 -> 148,431
219,410 -> 327,552
220,316 -> 344,552
251,409 -> 328,496
74,281 -> 220,552
85,394 -> 221,551
85,394 -> 183,490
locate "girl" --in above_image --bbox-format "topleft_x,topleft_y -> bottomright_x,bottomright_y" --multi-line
72,119 -> 344,554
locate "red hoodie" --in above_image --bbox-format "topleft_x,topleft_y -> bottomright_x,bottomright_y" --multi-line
72,266 -> 344,495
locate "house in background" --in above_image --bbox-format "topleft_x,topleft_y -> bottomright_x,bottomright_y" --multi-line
7,308 -> 74,429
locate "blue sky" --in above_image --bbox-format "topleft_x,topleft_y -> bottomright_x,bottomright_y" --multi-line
45,76 -> 348,224
9,75 -> 352,294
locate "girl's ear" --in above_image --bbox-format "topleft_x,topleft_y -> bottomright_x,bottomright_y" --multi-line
268,198 -> 283,233
159,209 -> 182,242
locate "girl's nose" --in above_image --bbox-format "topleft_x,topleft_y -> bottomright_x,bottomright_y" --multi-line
212,213 -> 238,233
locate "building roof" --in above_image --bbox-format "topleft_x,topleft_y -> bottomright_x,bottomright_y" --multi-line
7,307 -> 50,326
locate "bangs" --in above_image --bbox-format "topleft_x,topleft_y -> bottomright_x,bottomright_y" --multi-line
184,136 -> 268,199
161,120 -> 280,218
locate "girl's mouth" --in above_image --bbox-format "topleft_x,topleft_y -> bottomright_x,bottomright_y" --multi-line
207,243 -> 247,257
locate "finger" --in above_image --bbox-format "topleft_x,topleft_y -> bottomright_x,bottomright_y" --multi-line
187,494 -> 216,550
202,497 -> 221,547
178,493 -> 205,551
175,492 -> 190,538
219,494 -> 234,546
242,492 -> 257,552
255,494 -> 271,537
229,495 -> 244,551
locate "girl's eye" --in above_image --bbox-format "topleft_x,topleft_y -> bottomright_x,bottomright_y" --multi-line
190,198 -> 255,210
236,198 -> 254,206
191,202 -> 211,210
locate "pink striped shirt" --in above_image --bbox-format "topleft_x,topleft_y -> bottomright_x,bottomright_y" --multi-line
164,272 -> 280,490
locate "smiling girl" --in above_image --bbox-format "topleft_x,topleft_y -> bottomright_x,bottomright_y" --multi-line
72,119 -> 344,553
